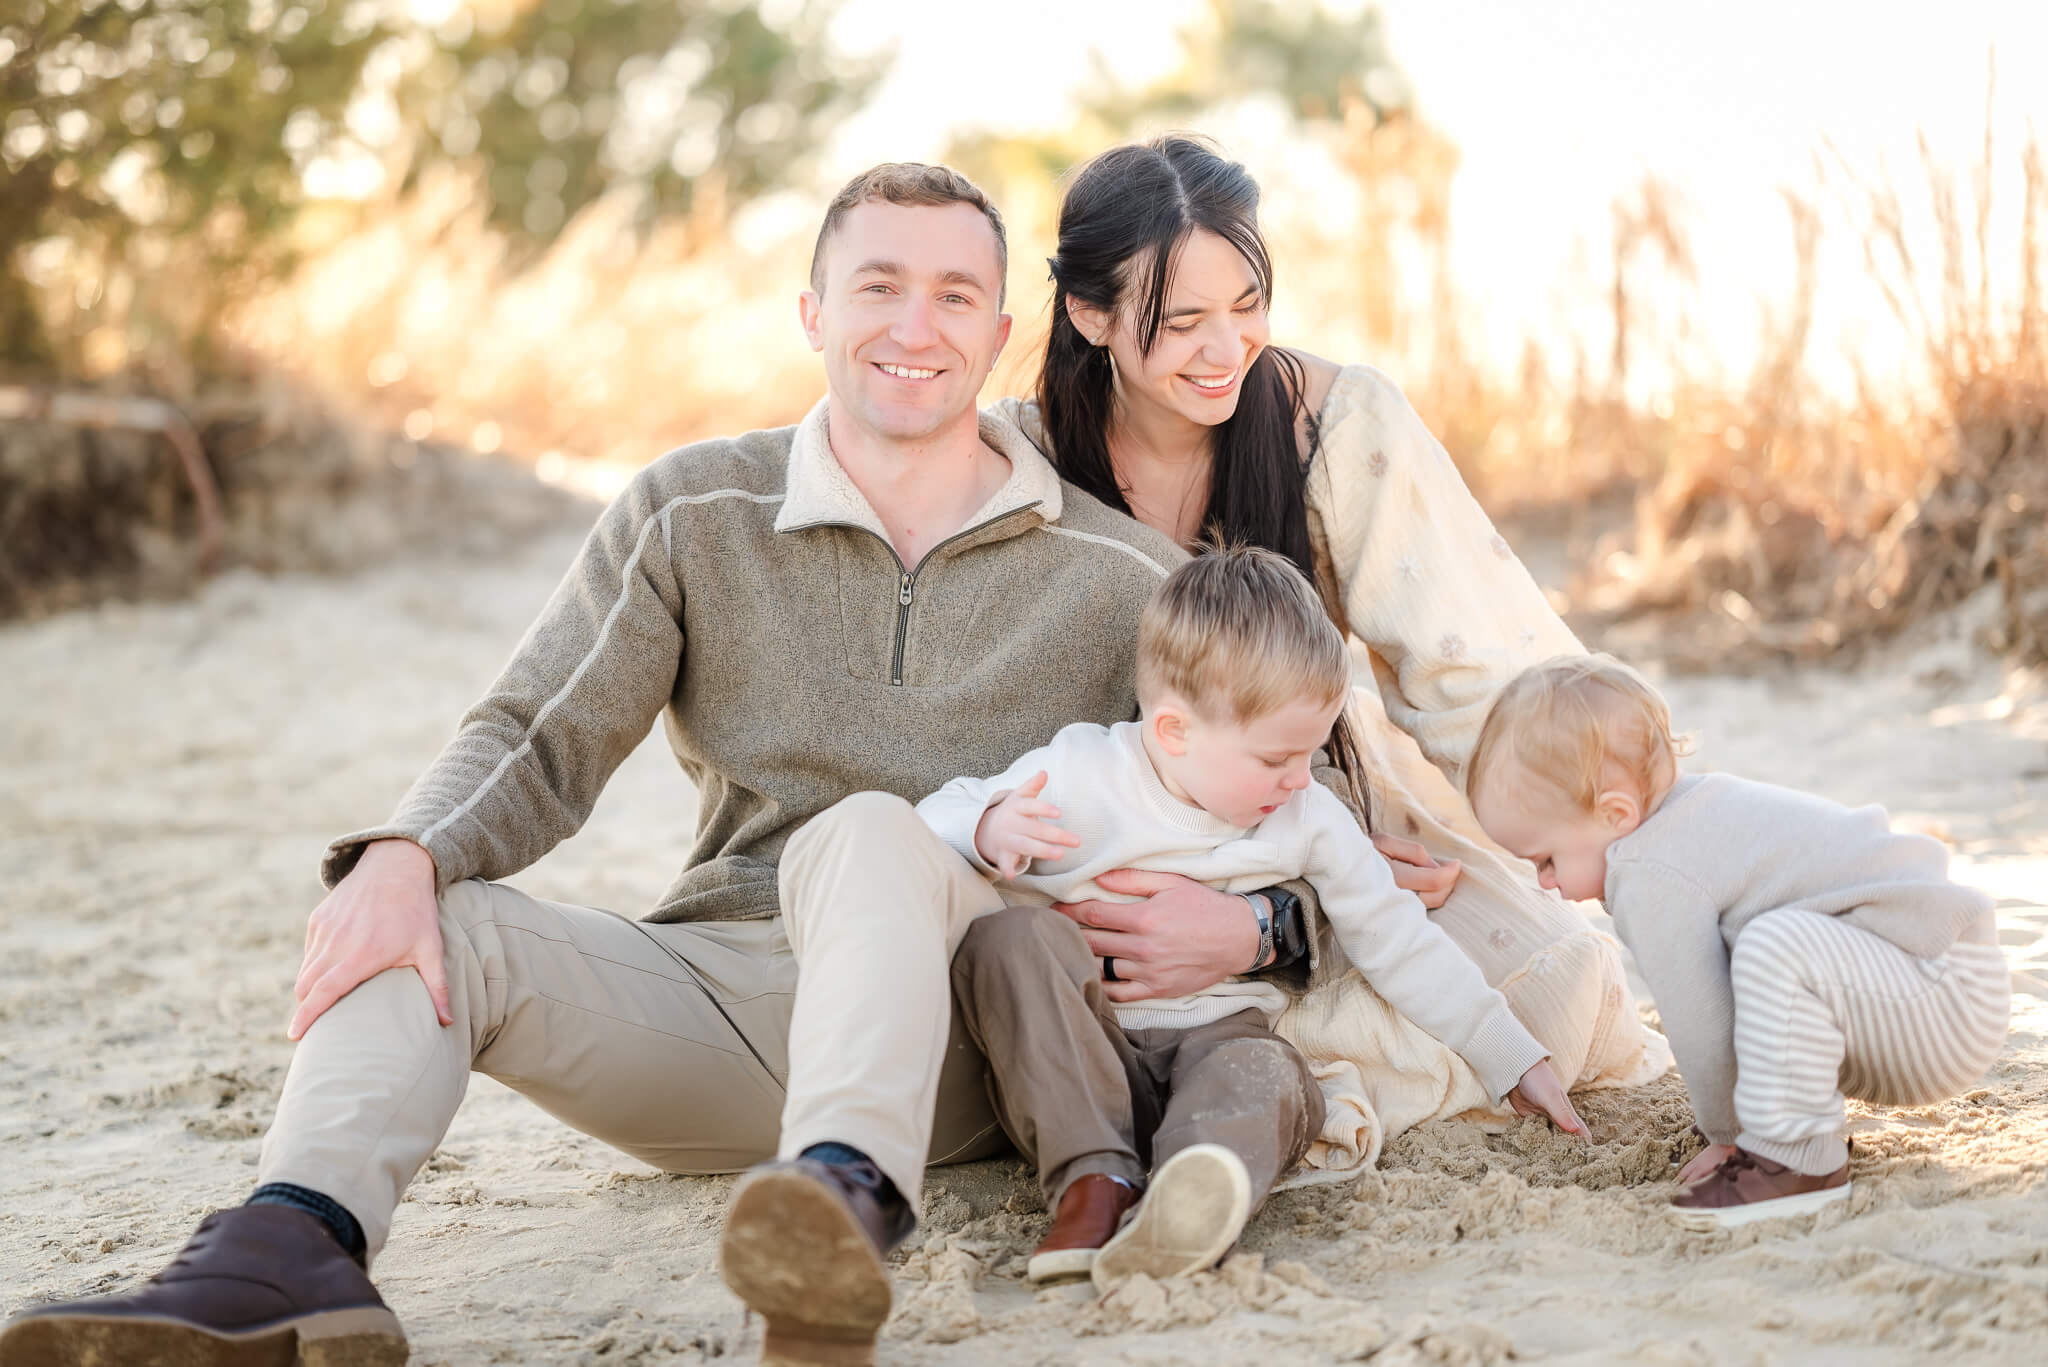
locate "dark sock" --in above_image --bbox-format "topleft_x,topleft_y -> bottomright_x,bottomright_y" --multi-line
799,1142 -> 906,1211
247,1183 -> 367,1262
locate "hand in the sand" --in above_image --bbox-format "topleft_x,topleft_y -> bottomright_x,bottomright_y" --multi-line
1055,870 -> 1261,1001
287,838 -> 451,1040
1676,1142 -> 1739,1186
1372,833 -> 1461,910
1507,1058 -> 1588,1139
974,771 -> 1080,880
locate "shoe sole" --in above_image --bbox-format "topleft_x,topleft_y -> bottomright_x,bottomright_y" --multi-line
719,1168 -> 893,1366
1671,1179 -> 1852,1230
0,1304 -> 405,1367
1090,1144 -> 1250,1291
1025,1246 -> 1098,1284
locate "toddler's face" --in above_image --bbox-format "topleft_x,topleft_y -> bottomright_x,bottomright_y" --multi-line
1472,763 -> 1622,902
1163,694 -> 1342,829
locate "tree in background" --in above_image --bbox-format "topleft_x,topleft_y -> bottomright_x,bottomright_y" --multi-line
0,0 -> 381,376
392,0 -> 882,244
0,0 -> 880,385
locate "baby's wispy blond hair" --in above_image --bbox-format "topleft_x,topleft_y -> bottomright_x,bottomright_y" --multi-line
1137,544 -> 1349,721
1467,654 -> 1688,811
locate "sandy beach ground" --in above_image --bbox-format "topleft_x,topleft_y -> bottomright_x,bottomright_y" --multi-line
3,500 -> 2044,1365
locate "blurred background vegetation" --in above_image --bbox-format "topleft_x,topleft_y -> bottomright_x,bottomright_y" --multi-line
2,0 -> 2044,667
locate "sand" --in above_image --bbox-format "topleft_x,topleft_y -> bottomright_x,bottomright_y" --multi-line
3,504 -> 2044,1365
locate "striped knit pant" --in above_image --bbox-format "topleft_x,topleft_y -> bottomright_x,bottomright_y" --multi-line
1729,909 -> 2010,1175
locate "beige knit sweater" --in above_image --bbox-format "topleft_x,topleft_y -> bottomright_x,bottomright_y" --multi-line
323,399 -> 1186,922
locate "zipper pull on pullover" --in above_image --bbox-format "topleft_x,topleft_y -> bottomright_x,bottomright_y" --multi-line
899,573 -> 912,606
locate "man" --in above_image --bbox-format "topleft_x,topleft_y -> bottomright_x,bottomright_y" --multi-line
0,164 -> 1204,1367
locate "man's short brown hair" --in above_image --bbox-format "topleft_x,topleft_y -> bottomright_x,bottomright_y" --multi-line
809,163 -> 1008,305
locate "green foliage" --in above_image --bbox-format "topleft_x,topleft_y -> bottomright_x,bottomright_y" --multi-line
0,0 -> 383,371
0,0 -> 883,379
398,0 -> 883,241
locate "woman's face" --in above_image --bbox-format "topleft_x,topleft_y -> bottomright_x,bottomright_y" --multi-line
1076,228 -> 1271,435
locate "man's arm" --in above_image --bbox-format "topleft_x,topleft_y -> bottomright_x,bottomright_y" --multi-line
323,469 -> 688,891
290,469 -> 689,1037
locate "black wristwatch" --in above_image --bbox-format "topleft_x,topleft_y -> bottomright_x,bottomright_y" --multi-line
1248,885 -> 1308,972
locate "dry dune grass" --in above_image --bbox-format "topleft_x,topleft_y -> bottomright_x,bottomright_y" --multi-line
209,105 -> 2048,671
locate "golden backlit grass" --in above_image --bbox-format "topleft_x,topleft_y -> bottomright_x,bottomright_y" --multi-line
211,108 -> 2047,666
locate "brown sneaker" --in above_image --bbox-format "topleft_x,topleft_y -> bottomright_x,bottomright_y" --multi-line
719,1157 -> 914,1366
0,1204 -> 405,1366
1670,1148 -> 1850,1229
1025,1175 -> 1141,1284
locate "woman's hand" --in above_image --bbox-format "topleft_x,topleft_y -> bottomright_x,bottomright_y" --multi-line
1676,1143 -> 1739,1186
1053,869 -> 1261,1001
1505,1059 -> 1587,1138
1373,832 -> 1461,910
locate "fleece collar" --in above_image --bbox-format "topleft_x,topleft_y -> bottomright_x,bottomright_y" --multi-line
774,397 -> 1066,540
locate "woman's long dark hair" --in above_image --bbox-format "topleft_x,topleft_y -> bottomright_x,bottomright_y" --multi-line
1040,134 -> 1372,827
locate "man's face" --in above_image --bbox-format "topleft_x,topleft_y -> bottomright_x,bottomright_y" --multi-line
801,200 -> 1011,444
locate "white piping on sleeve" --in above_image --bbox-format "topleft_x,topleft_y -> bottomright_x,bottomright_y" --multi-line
1044,524 -> 1173,578
420,487 -> 783,847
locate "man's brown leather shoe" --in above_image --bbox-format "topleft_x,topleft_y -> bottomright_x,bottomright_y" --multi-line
1026,1175 -> 1140,1284
1670,1148 -> 1850,1229
0,1204 -> 406,1366
719,1157 -> 915,1366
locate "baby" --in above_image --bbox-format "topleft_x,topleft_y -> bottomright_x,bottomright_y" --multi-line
918,545 -> 1580,1287
1467,654 -> 2010,1227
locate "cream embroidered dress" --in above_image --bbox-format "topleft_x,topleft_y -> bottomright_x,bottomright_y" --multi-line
995,366 -> 1670,1174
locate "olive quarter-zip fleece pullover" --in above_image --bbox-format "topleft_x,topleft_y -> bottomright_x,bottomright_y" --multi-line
320,398 -> 1188,925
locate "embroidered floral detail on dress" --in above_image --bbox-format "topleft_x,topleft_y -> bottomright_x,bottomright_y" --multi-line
1488,928 -> 1515,952
1396,555 -> 1421,583
1518,628 -> 1538,650
1490,534 -> 1514,559
1367,449 -> 1388,477
1439,633 -> 1467,660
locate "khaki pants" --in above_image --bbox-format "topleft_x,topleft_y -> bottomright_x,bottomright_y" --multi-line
258,792 -> 1007,1259
951,905 -> 1325,1210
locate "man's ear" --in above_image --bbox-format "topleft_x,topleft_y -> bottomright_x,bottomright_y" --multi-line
991,309 -> 1014,364
1151,706 -> 1191,758
1066,295 -> 1111,349
798,290 -> 825,352
1596,786 -> 1644,837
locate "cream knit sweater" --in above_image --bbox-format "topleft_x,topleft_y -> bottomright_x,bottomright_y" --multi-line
917,720 -> 1548,1100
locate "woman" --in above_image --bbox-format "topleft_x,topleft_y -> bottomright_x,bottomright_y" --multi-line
997,135 -> 1668,1171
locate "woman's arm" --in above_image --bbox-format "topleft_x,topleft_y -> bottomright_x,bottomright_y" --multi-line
1305,364 -> 1583,782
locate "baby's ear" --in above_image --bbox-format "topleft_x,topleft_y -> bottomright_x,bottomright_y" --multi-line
1596,786 -> 1644,836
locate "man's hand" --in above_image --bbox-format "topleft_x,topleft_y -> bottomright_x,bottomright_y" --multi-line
1676,1142 -> 1738,1186
287,838 -> 451,1040
1506,1058 -> 1588,1138
1373,832 -> 1460,910
973,771 -> 1080,879
1054,869 -> 1261,1001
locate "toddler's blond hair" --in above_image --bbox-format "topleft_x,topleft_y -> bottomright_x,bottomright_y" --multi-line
1137,545 -> 1349,722
1468,654 -> 1687,810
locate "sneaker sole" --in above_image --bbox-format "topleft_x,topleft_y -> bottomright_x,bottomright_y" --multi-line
0,1304 -> 406,1367
1090,1144 -> 1250,1291
1024,1246 -> 1098,1284
719,1168 -> 893,1366
1671,1179 -> 1852,1230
